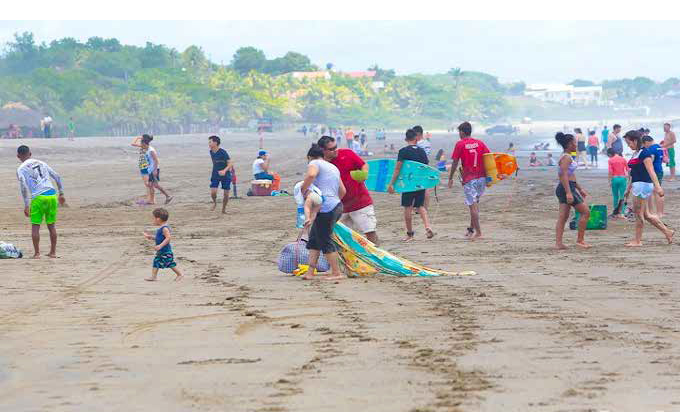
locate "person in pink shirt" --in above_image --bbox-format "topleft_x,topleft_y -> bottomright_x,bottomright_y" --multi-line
607,148 -> 628,219
448,122 -> 490,240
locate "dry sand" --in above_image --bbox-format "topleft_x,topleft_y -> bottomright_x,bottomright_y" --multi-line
1,131 -> 679,412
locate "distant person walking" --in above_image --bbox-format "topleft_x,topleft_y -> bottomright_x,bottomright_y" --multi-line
608,124 -> 623,156
587,130 -> 600,167
663,122 -> 676,181
601,125 -> 609,154
42,115 -> 53,138
16,145 -> 66,258
67,117 -> 75,141
575,128 -> 588,167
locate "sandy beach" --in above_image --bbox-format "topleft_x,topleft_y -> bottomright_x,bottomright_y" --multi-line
1,130 -> 680,412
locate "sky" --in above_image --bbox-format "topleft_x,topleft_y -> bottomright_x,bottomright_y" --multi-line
1,20 -> 679,84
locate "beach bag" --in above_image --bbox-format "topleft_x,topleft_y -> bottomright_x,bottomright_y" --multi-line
0,242 -> 23,259
278,240 -> 329,274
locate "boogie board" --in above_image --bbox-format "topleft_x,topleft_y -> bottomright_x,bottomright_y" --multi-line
364,159 -> 440,193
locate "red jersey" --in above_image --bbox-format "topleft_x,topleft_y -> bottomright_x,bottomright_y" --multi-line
451,137 -> 490,184
330,149 -> 373,213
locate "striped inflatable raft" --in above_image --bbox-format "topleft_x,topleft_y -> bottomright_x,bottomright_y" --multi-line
331,222 -> 475,277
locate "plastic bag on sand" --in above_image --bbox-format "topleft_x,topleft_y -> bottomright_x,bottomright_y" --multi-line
0,242 -> 23,259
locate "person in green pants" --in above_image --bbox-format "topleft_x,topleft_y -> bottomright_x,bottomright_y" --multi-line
607,148 -> 628,218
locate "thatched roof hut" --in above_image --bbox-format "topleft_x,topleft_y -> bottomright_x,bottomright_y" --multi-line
0,103 -> 43,129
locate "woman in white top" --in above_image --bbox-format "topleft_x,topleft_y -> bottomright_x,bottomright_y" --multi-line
300,144 -> 346,281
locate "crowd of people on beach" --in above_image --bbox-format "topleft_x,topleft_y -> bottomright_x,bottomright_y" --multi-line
12,120 -> 677,281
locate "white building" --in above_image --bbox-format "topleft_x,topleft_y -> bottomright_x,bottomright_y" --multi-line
524,84 -> 603,106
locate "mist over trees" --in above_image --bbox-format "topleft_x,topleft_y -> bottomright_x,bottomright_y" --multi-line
1,32 -> 678,136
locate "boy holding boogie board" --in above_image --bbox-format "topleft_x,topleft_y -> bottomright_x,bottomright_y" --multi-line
388,129 -> 435,242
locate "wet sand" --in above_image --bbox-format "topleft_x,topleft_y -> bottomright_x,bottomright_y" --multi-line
1,131 -> 679,411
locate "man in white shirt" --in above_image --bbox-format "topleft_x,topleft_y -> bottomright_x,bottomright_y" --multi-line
16,145 -> 66,258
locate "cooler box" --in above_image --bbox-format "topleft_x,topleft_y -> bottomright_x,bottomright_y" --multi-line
569,204 -> 607,230
251,179 -> 274,196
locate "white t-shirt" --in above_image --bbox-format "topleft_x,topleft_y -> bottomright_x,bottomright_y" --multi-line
351,140 -> 362,154
16,159 -> 63,206
252,158 -> 265,175
145,146 -> 157,172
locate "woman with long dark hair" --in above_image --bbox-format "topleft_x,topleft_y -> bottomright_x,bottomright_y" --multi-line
623,130 -> 674,246
554,132 -> 591,249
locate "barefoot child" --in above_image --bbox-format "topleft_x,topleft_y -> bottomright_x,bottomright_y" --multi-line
607,148 -> 628,219
294,181 -> 323,231
623,130 -> 674,247
554,132 -> 591,249
143,208 -> 184,281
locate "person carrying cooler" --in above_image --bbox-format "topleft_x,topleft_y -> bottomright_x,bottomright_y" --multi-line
623,130 -> 674,246
208,135 -> 232,214
388,129 -> 434,242
448,121 -> 490,240
554,132 -> 591,249
15,145 -> 66,258
607,148 -> 628,219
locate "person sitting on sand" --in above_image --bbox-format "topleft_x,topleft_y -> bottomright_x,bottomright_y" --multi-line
252,150 -> 275,180
546,153 -> 555,166
143,208 -> 184,281
299,144 -> 346,281
435,148 -> 448,171
16,145 -> 66,259
554,132 -> 591,249
623,130 -> 674,246
529,152 -> 543,167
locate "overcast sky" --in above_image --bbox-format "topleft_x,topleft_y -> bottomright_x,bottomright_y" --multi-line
1,21 -> 678,84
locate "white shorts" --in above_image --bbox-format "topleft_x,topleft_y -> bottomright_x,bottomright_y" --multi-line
631,181 -> 654,199
341,204 -> 377,234
463,177 -> 487,206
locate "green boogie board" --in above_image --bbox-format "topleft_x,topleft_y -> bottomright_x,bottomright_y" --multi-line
365,159 -> 440,193
569,204 -> 607,230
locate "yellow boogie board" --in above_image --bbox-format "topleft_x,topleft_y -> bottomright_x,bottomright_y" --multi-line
483,153 -> 518,187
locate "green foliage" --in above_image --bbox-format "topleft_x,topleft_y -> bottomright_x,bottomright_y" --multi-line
0,32 -> 514,135
569,79 -> 595,87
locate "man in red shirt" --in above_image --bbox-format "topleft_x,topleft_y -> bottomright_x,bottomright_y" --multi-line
319,135 -> 379,244
448,122 -> 490,240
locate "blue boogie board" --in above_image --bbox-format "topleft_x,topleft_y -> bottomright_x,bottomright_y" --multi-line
364,159 -> 440,193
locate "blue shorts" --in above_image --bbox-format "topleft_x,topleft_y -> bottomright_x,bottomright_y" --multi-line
140,168 -> 149,175
210,177 -> 231,190
149,169 -> 159,183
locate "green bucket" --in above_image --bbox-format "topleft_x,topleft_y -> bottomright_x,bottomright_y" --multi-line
569,204 -> 607,230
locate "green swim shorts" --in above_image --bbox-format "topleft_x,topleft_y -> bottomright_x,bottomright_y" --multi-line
668,147 -> 676,168
30,194 -> 58,225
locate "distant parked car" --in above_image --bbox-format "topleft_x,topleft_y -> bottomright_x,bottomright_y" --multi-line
485,124 -> 519,135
